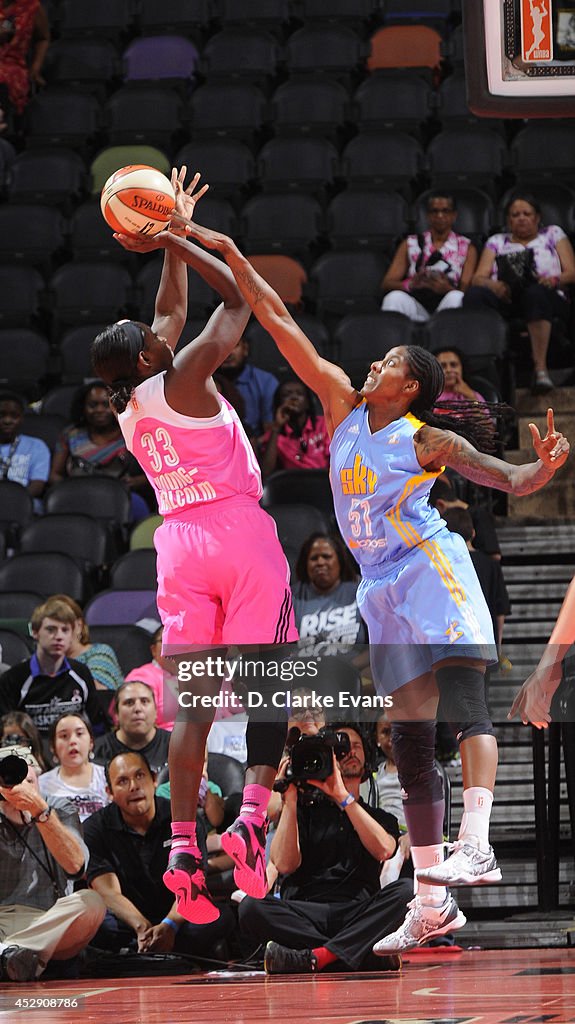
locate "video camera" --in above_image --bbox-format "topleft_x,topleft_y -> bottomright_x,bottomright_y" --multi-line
273,728 -> 351,794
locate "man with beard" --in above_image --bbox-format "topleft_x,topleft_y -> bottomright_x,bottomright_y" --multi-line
238,722 -> 412,974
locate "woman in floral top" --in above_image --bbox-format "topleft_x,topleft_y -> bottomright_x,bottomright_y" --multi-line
381,192 -> 478,322
463,191 -> 575,394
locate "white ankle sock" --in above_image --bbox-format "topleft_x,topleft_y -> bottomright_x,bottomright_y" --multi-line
458,787 -> 493,851
412,843 -> 447,905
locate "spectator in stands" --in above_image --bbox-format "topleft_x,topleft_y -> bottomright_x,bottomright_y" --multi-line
39,712 -> 110,822
381,192 -> 478,322
1,710 -> 47,771
84,751 -> 233,957
0,389 -> 50,509
259,379 -> 330,478
217,333 -> 278,438
49,380 -> 151,521
0,597 -> 106,745
509,573 -> 575,728
292,533 -> 366,657
0,1 -> 50,134
93,680 -> 170,776
239,722 -> 410,974
50,595 -> 123,693
0,743 -> 105,983
124,626 -> 178,730
434,347 -> 488,408
463,191 -> 575,394
444,507 -> 511,663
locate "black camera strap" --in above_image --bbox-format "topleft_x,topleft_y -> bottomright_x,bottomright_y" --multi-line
1,813 -> 64,901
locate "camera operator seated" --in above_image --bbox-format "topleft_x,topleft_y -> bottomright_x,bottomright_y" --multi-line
239,722 -> 412,974
0,745 -> 105,983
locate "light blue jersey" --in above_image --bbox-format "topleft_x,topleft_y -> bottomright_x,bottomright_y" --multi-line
330,403 -> 496,693
330,403 -> 444,570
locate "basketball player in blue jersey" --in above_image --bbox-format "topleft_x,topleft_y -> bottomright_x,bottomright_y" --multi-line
182,219 -> 569,952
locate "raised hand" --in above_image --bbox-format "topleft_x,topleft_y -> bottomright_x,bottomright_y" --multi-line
507,661 -> 561,728
169,166 -> 209,237
529,408 -> 570,470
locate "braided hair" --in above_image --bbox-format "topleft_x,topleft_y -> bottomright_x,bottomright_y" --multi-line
403,345 -> 509,454
91,321 -> 147,414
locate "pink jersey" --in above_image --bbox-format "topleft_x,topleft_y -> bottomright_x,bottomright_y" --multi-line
119,373 -> 262,517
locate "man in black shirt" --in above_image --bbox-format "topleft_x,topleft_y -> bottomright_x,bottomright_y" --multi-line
239,723 -> 412,973
93,680 -> 170,776
84,751 -> 233,956
0,598 -> 105,745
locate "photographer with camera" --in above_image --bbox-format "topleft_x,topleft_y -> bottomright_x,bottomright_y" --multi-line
239,722 -> 412,974
0,744 -> 105,982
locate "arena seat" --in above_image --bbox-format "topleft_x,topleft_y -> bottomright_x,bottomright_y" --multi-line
0,552 -> 88,603
84,589 -> 158,626
0,629 -> 33,667
285,24 -> 367,78
19,514 -> 109,579
110,549 -> 158,591
341,131 -> 425,193
353,74 -> 433,135
90,145 -> 171,195
257,137 -> 339,194
105,85 -> 185,148
309,251 -> 388,317
8,148 -> 87,208
241,193 -> 324,254
188,82 -> 268,143
247,256 -> 307,306
174,140 -> 255,199
122,35 -> 199,85
327,190 -> 409,253
270,79 -> 351,140
265,504 -> 329,556
201,28 -> 281,83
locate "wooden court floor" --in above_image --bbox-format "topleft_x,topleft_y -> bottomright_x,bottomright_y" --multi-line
0,948 -> 573,1024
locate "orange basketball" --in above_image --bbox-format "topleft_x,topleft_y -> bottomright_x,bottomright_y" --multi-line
100,164 -> 176,237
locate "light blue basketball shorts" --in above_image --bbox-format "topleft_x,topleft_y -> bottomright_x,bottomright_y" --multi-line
357,528 -> 497,696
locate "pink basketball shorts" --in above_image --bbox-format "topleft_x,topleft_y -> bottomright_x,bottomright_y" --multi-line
154,497 -> 298,653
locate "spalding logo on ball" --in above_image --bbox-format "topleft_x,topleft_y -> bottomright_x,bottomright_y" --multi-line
100,165 -> 175,237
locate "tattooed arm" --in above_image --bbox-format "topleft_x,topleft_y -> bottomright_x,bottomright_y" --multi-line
414,408 -> 569,495
176,221 -> 358,434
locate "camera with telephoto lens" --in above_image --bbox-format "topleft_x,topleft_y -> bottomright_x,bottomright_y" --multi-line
273,728 -> 351,794
0,754 -> 29,790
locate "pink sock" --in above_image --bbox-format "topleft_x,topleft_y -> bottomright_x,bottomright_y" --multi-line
239,784 -> 271,824
170,821 -> 199,855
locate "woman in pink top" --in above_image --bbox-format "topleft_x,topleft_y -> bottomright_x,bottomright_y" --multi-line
259,379 -> 330,478
91,171 -> 297,928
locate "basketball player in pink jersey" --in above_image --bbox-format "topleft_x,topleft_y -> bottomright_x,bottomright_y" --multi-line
92,171 -> 298,926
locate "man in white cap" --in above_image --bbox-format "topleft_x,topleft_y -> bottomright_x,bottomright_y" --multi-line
0,744 -> 105,982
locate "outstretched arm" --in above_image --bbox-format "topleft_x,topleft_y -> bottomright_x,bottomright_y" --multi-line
179,221 -> 358,435
415,408 -> 569,495
508,576 -> 575,728
151,168 -> 207,351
